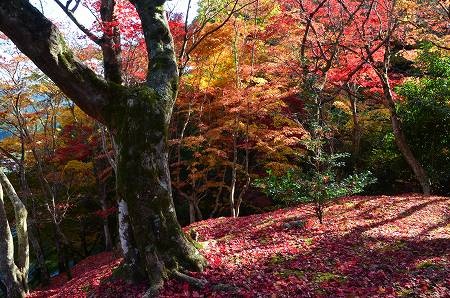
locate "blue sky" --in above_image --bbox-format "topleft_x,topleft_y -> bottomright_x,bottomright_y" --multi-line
30,0 -> 199,32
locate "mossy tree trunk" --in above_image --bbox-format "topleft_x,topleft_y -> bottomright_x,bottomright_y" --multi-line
0,169 -> 29,298
109,87 -> 206,287
0,0 -> 206,291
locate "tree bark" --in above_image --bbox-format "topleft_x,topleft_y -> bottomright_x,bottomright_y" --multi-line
0,170 -> 29,298
384,87 -> 431,195
117,198 -> 140,279
27,223 -> 49,285
93,156 -> 113,252
2,140 -> 50,285
0,0 -> 206,291
100,125 -> 138,268
375,44 -> 431,195
111,85 -> 206,288
189,200 -> 196,224
99,190 -> 113,251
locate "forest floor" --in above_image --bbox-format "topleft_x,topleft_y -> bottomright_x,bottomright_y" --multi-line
29,194 -> 449,298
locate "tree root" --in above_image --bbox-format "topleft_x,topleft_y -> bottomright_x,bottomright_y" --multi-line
172,270 -> 208,288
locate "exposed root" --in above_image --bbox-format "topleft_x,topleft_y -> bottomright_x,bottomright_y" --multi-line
172,270 -> 208,289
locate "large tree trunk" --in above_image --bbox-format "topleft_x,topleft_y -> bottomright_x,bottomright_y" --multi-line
117,198 -> 139,277
100,125 -> 138,267
111,87 -> 206,290
0,0 -> 206,292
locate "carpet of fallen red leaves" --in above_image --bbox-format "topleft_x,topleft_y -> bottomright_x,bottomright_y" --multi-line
29,195 -> 449,297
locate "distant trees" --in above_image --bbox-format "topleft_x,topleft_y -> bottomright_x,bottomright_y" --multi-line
0,0 -> 448,295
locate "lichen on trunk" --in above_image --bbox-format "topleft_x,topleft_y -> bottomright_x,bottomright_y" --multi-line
110,86 -> 206,288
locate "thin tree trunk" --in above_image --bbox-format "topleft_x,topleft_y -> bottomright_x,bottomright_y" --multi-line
53,227 -> 72,280
188,200 -> 196,224
194,203 -> 203,221
27,224 -> 49,285
387,99 -> 431,195
209,170 -> 226,218
349,93 -> 361,160
376,44 -> 431,195
99,189 -> 113,251
229,128 -> 238,218
93,156 -> 113,252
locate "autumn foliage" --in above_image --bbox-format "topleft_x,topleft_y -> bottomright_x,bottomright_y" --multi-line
0,0 -> 449,296
29,195 -> 449,297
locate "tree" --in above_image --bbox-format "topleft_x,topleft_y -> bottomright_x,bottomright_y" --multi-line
255,124 -> 376,223
362,0 -> 432,195
0,54 -> 51,285
0,169 -> 29,298
396,48 -> 450,193
0,0 -> 206,292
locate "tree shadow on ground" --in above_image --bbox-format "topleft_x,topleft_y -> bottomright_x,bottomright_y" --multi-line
187,195 -> 449,297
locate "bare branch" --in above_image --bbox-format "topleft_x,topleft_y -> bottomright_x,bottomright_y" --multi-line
53,0 -> 101,44
0,0 -> 111,123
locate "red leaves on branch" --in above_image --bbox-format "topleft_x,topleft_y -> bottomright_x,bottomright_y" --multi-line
94,207 -> 117,219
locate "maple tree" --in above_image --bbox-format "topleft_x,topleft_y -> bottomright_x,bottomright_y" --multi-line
0,0 -> 448,296
0,0 -> 268,294
255,124 -> 377,223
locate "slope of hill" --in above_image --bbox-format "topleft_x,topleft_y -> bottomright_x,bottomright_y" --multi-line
29,195 -> 450,297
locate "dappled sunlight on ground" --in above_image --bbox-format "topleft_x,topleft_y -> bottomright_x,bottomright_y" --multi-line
29,195 -> 449,297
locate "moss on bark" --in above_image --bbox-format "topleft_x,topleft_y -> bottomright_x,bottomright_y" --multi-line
105,85 -> 206,287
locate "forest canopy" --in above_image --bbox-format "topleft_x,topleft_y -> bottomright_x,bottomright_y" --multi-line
0,0 -> 449,297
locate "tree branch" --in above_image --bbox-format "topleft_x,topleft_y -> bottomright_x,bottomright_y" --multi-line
0,0 -> 111,123
53,0 -> 101,44
131,0 -> 179,100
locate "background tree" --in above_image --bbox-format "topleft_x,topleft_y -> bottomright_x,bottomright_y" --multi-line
0,169 -> 29,298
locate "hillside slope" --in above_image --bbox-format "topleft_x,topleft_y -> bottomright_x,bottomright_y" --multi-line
30,195 -> 449,297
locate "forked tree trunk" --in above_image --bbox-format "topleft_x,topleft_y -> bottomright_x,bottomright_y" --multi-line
0,170 -> 29,298
0,1 -> 206,292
